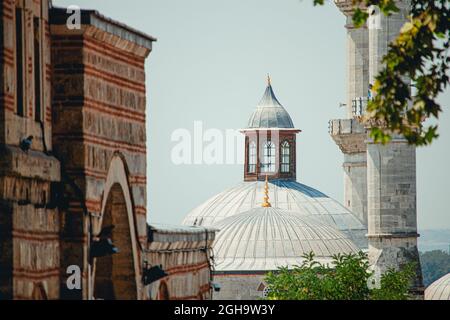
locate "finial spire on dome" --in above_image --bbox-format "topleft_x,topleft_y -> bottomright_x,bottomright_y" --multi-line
267,74 -> 271,86
262,175 -> 271,207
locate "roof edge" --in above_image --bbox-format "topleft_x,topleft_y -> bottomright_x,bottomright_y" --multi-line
49,6 -> 157,49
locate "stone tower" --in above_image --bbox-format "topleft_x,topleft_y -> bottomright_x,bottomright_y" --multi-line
330,0 -> 423,296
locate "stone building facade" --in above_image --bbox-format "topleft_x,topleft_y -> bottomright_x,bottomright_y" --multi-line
0,0 -> 215,300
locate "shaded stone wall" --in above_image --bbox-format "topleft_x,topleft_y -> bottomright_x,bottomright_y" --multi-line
213,273 -> 265,300
0,0 -> 60,300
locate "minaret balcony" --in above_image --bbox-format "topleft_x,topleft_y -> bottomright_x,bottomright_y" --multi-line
329,118 -> 367,154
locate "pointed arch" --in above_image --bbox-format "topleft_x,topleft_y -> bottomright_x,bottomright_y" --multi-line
157,281 -> 170,300
93,154 -> 141,300
32,282 -> 48,300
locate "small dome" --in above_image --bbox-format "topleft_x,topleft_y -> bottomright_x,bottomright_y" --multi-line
182,180 -> 367,249
212,207 -> 359,271
425,273 -> 450,300
246,82 -> 295,129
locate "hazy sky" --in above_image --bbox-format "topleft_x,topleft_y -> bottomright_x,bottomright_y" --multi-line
54,0 -> 450,230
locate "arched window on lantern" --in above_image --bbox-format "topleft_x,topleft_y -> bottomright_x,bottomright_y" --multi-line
281,141 -> 290,173
248,141 -> 257,173
261,141 -> 276,173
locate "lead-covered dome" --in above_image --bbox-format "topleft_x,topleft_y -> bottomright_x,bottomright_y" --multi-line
425,273 -> 450,300
212,207 -> 359,271
182,180 -> 367,249
246,81 -> 295,129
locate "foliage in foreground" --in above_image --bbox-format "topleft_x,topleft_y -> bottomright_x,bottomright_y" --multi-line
314,0 -> 449,146
264,252 -> 416,300
420,250 -> 450,286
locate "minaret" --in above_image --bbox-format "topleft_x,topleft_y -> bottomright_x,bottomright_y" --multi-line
331,0 -> 423,297
366,0 -> 423,297
329,0 -> 369,225
241,76 -> 301,181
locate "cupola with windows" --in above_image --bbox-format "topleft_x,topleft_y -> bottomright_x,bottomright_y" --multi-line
241,76 -> 301,181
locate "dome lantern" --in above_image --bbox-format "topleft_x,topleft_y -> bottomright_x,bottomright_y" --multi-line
241,77 -> 301,181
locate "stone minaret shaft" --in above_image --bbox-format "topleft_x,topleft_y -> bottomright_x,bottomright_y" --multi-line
331,0 -> 423,296
329,1 -> 369,225
366,0 -> 423,296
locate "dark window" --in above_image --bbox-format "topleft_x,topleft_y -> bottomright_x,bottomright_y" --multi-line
261,141 -> 276,173
34,17 -> 42,122
248,141 -> 257,173
281,141 -> 290,173
15,8 -> 24,116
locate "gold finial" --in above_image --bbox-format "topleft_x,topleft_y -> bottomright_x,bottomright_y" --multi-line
262,175 -> 271,207
267,74 -> 271,86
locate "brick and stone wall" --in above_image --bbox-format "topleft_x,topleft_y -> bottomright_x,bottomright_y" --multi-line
49,8 -> 154,300
146,225 -> 216,300
0,0 -> 60,300
0,2 -> 216,300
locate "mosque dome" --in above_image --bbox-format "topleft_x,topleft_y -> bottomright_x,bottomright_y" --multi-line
182,180 -> 368,249
246,77 -> 295,129
425,273 -> 450,300
212,207 -> 359,271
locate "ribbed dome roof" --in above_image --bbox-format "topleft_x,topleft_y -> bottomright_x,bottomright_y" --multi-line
246,83 -> 295,129
182,180 -> 367,249
212,207 -> 359,271
425,273 -> 450,300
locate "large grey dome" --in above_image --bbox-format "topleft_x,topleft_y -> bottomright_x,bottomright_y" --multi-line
425,273 -> 450,300
246,83 -> 295,129
182,180 -> 367,249
212,207 -> 359,271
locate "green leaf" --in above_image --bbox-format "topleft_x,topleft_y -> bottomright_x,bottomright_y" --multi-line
352,8 -> 369,28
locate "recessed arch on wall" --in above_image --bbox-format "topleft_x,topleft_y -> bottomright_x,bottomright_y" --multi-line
92,154 -> 141,300
32,282 -> 48,300
157,281 -> 170,300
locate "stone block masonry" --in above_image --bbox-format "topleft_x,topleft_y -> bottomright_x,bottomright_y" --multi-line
0,0 -> 60,300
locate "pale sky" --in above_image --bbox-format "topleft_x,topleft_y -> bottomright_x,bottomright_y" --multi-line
54,0 -> 450,230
